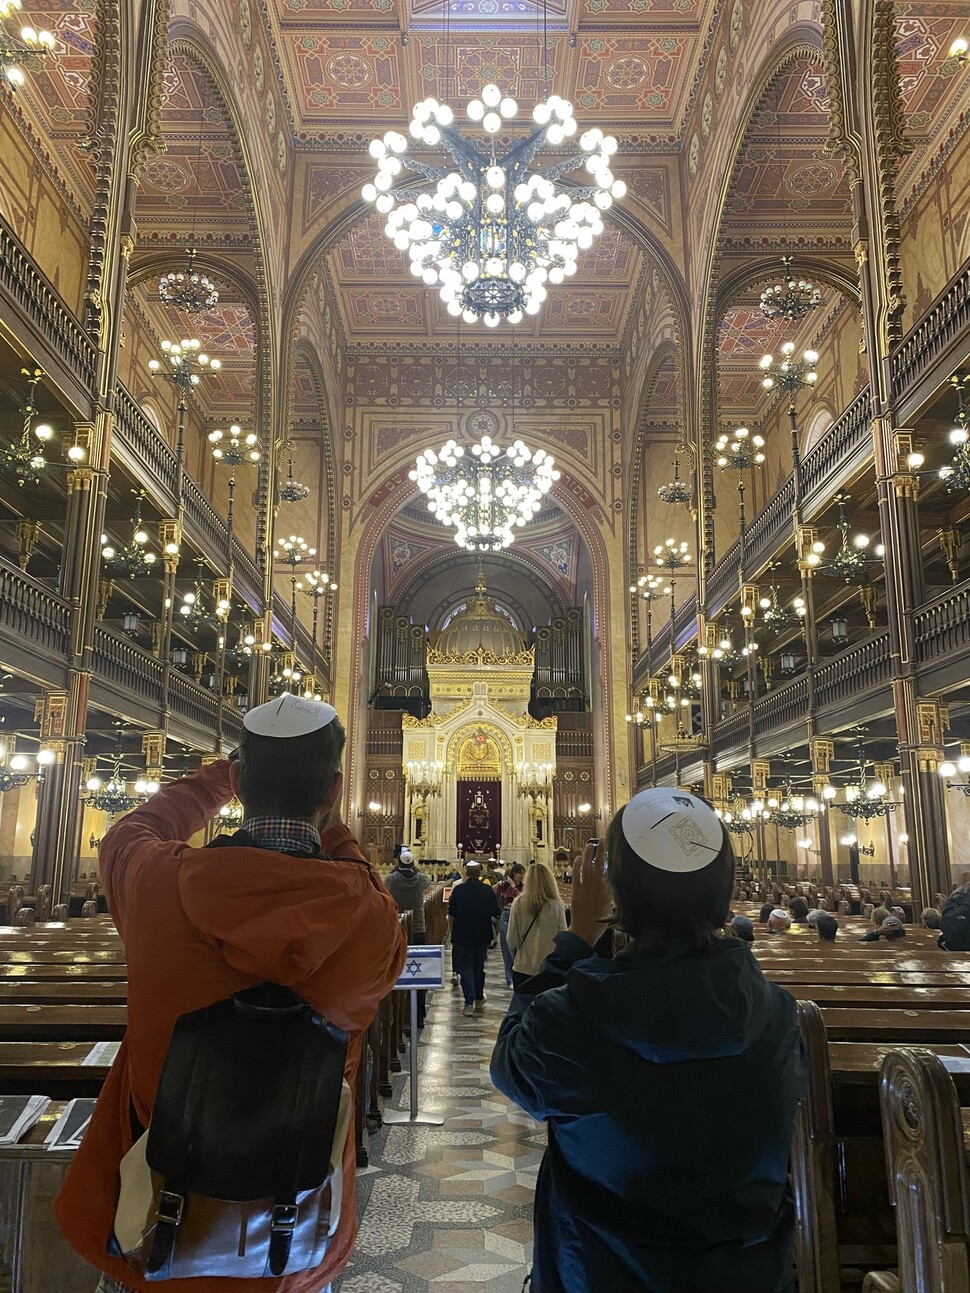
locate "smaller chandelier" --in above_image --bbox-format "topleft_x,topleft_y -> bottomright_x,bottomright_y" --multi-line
834,769 -> 896,822
939,374 -> 970,492
280,444 -> 310,502
102,496 -> 157,579
0,0 -> 54,89
657,456 -> 691,505
297,568 -> 337,600
84,737 -> 158,815
759,568 -> 804,631
178,569 -> 229,632
630,573 -> 669,603
0,743 -> 50,793
159,249 -> 219,313
716,426 -> 765,472
410,435 -> 559,551
274,535 -> 316,569
0,367 -> 61,486
224,622 -> 258,671
268,650 -> 303,697
769,786 -> 817,831
208,424 -> 261,467
759,342 -> 819,395
149,338 -> 222,393
760,256 -> 822,322
365,85 -> 624,324
653,538 -> 690,573
218,798 -> 245,826
814,493 -> 884,582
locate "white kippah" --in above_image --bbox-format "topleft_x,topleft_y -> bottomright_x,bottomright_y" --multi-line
243,692 -> 337,739
770,908 -> 788,921
399,848 -> 414,865
620,787 -> 724,874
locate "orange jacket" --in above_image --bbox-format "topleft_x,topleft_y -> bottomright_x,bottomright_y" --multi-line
55,760 -> 408,1293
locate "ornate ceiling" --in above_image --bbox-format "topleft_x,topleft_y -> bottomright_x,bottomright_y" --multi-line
5,0 -> 970,366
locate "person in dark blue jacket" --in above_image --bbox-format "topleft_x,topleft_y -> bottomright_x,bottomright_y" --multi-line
490,788 -> 804,1293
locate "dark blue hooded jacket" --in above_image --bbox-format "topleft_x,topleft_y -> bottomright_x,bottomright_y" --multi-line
490,931 -> 804,1293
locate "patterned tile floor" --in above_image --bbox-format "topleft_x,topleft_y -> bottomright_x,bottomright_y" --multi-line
335,953 -> 538,1293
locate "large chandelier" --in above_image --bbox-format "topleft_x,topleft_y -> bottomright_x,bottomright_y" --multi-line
363,86 -> 624,325
0,367 -> 55,486
657,455 -> 691,505
159,249 -> 219,314
0,0 -> 54,89
279,443 -> 310,503
84,738 -> 158,815
410,435 -> 559,550
208,424 -> 261,467
760,256 -> 822,322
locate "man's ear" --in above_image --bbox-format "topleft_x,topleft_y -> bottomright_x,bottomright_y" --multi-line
229,759 -> 242,798
319,770 -> 343,820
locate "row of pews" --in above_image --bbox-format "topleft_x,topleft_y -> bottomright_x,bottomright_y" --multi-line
0,884 -> 448,1293
747,917 -> 970,1291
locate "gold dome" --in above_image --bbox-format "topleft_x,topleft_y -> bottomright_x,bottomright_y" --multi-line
437,574 -> 525,659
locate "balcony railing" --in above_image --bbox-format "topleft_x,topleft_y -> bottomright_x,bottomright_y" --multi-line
814,631 -> 892,713
638,389 -> 877,682
914,578 -> 970,663
93,624 -> 165,701
169,669 -> 219,733
0,220 -> 97,393
891,261 -> 970,411
0,556 -> 71,657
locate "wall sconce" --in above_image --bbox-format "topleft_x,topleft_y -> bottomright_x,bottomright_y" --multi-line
171,646 -> 190,669
122,611 -> 141,637
831,618 -> 848,644
779,651 -> 797,674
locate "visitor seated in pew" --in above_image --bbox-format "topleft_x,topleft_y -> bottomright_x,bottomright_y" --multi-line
54,693 -> 408,1293
858,914 -> 906,942
730,914 -> 755,942
758,901 -> 774,924
491,789 -> 804,1293
767,908 -> 792,933
788,896 -> 810,924
939,884 -> 970,950
815,914 -> 839,942
870,904 -> 891,926
806,907 -> 824,928
920,906 -> 942,930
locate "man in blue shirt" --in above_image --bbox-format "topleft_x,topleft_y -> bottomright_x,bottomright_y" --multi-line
447,862 -> 499,1015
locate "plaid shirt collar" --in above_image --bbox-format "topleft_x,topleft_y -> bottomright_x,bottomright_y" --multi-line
239,816 -> 321,857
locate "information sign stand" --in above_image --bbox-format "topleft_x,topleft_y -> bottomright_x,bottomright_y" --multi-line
383,945 -> 445,1126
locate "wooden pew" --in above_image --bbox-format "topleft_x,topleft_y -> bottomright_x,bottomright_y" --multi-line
862,1047 -> 970,1293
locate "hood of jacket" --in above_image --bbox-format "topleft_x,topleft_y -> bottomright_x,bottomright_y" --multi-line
386,868 -> 426,899
565,936 -> 783,1064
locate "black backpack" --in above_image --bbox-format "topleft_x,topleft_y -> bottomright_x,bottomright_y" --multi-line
941,889 -> 970,951
112,982 -> 349,1281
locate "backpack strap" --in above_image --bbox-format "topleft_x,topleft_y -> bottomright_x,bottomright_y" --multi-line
266,1014 -> 347,1277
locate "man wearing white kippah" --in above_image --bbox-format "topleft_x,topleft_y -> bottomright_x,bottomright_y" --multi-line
56,693 -> 408,1293
491,787 -> 804,1293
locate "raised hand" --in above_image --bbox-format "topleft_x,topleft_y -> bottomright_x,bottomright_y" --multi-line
569,837 -> 612,949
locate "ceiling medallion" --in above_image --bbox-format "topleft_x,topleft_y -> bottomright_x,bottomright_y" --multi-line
159,248 -> 219,314
410,435 -> 560,550
363,85 -> 625,325
760,256 -> 822,322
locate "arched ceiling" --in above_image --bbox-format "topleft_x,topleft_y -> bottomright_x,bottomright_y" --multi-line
4,0 -> 970,366
378,492 -> 581,612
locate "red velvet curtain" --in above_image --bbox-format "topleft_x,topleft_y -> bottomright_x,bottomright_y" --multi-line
457,781 -> 502,856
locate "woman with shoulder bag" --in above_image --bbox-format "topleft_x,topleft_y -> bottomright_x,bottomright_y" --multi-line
506,863 -> 567,990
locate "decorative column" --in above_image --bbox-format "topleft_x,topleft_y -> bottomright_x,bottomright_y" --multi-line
810,737 -> 836,890
29,691 -> 86,902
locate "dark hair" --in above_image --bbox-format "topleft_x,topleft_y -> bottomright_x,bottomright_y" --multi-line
510,864 -> 525,879
816,915 -> 838,941
606,804 -> 735,955
789,896 -> 809,923
758,901 -> 774,924
238,718 -> 345,818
